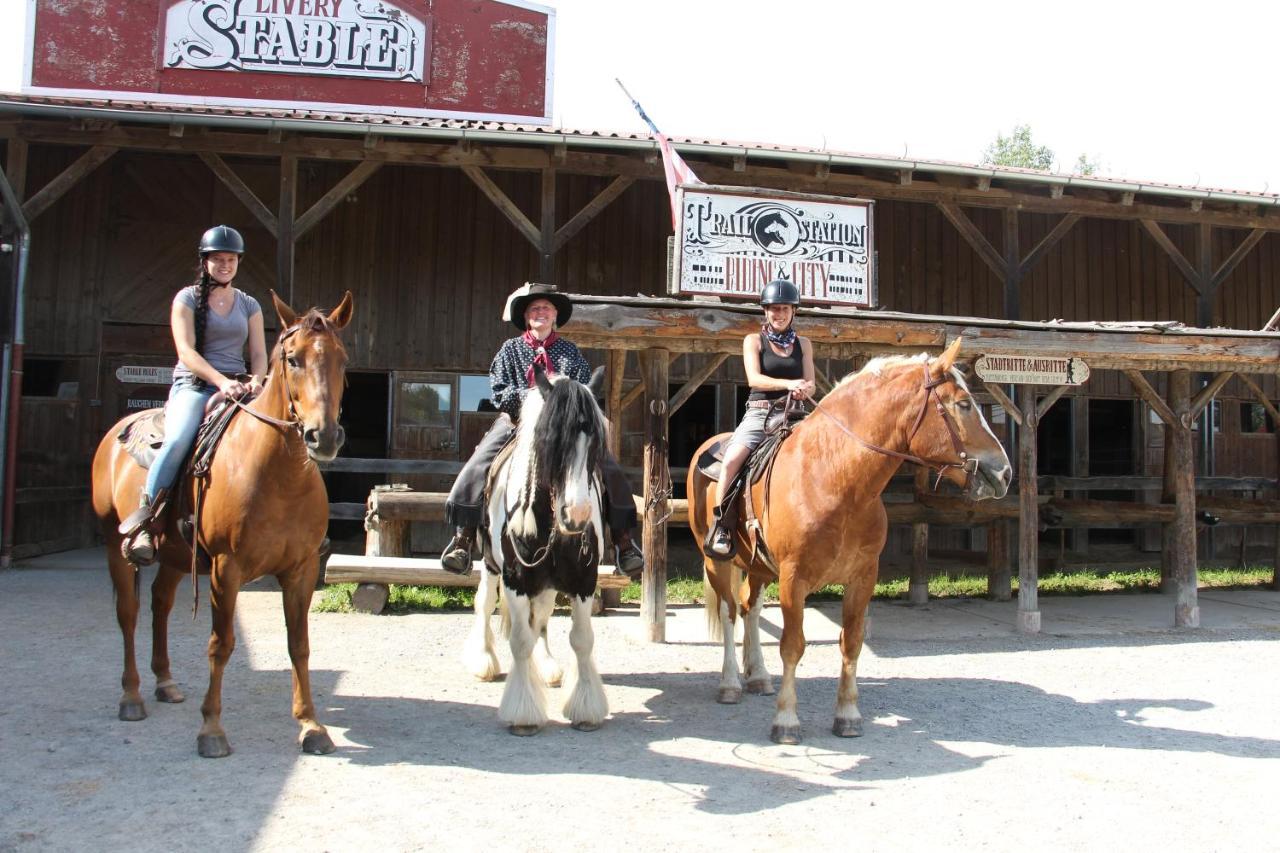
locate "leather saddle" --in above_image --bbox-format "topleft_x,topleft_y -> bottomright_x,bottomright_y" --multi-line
695,397 -> 810,484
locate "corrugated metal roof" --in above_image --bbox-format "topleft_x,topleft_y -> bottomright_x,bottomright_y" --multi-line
1,91 -> 1276,206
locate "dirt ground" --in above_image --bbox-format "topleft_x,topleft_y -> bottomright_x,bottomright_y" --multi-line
3,549 -> 1280,853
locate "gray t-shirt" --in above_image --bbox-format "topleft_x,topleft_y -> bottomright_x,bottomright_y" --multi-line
172,285 -> 262,383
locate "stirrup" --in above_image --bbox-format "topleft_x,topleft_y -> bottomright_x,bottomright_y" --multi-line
123,530 -> 157,566
440,528 -> 475,574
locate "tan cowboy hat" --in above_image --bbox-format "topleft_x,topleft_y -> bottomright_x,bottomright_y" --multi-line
502,282 -> 573,332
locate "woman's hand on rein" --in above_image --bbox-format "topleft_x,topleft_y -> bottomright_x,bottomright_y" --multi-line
788,378 -> 815,398
218,377 -> 249,399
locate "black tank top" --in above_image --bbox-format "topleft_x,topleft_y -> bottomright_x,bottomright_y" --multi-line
748,332 -> 804,402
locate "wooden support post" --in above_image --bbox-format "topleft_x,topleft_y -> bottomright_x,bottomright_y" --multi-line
1017,385 -> 1040,633
358,484 -> 410,614
605,349 -> 625,459
1003,208 -> 1020,320
5,138 -> 28,201
277,154 -> 297,305
987,520 -> 1011,599
909,466 -> 929,604
1168,370 -> 1200,627
639,348 -> 670,642
1071,395 -> 1089,555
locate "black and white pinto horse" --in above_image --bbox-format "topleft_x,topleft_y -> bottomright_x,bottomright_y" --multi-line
464,364 -> 611,735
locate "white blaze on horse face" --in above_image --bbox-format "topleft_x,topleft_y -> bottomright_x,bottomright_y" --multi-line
557,433 -> 594,532
950,366 -> 1012,499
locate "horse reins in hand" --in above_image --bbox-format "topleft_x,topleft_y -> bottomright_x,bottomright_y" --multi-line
224,324 -> 307,433
802,363 -> 979,491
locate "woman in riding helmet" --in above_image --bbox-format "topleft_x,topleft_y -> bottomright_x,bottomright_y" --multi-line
440,283 -> 644,578
705,279 -> 815,558
120,225 -> 268,564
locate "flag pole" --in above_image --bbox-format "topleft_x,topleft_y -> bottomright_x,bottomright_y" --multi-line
615,78 -> 663,137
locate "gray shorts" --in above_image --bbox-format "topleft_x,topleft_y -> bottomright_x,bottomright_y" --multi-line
727,407 -> 770,453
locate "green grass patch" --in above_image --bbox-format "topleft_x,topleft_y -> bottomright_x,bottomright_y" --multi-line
314,566 -> 1273,613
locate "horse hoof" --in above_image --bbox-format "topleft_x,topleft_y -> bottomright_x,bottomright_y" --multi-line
832,718 -> 863,738
302,729 -> 336,755
770,724 -> 802,745
154,684 -> 185,704
118,701 -> 147,722
746,679 -> 774,696
717,687 -> 743,705
571,721 -> 601,732
197,734 -> 232,758
509,724 -> 541,737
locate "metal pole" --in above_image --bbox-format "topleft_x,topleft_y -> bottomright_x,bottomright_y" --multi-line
0,165 -> 31,567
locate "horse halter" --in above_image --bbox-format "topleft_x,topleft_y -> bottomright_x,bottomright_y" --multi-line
807,362 -> 980,491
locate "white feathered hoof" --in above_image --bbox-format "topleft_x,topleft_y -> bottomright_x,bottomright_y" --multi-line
571,720 -> 601,732
509,724 -> 542,737
463,644 -> 501,682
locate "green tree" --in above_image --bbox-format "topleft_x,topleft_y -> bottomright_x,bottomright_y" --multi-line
982,124 -> 1054,171
1073,153 -> 1101,176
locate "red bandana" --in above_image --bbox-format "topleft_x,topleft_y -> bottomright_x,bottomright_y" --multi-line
522,329 -> 560,387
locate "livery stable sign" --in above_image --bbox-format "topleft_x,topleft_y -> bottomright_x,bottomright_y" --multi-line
671,185 -> 875,308
974,354 -> 1091,386
164,0 -> 429,82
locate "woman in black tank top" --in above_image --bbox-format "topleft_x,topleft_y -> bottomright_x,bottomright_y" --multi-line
706,280 -> 815,558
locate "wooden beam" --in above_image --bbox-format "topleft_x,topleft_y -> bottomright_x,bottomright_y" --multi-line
1035,385 -> 1069,420
551,175 -> 634,253
979,380 -> 1022,426
605,349 -> 626,458
1049,185 -> 1064,200
1210,228 -> 1266,290
5,137 -> 27,200
1003,208 -> 1020,320
1141,219 -> 1203,294
733,154 -> 746,173
1119,191 -> 1135,206
898,169 -> 912,186
198,151 -> 279,236
1124,369 -> 1178,426
277,153 -> 297,305
668,353 -> 728,416
1190,372 -> 1235,419
539,167 -> 555,281
976,176 -> 992,192
294,160 -> 381,239
1237,374 -> 1280,426
461,165 -> 541,249
938,202 -> 1008,280
619,381 -> 644,411
21,145 -> 117,222
1017,213 -> 1081,278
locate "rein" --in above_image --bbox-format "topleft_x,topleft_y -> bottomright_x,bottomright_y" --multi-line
226,324 -> 306,432
803,363 -> 978,491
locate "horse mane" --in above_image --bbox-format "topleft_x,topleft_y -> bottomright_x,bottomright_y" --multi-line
830,351 -> 969,394
532,375 -> 607,489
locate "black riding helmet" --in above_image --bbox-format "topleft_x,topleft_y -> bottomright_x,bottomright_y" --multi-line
199,225 -> 245,256
760,279 -> 800,306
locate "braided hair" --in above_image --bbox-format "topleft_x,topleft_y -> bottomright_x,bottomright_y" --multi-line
192,263 -> 212,357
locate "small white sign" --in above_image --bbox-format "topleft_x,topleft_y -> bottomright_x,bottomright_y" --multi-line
671,185 -> 875,308
116,366 -> 173,385
165,0 -> 429,83
975,355 -> 1090,386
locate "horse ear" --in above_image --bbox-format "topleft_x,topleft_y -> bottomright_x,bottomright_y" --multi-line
327,291 -> 354,330
587,365 -> 605,400
270,290 -> 297,329
933,337 -> 964,375
533,361 -> 553,395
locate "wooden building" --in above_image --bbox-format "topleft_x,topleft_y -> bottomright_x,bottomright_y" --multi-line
3,1 -> 1280,585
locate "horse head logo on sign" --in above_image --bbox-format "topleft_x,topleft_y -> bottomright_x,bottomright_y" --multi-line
164,0 -> 429,82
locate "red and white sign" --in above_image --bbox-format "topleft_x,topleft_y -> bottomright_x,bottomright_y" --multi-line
22,0 -> 554,122
164,0 -> 429,83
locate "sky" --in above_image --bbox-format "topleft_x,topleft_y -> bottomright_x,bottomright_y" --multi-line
2,0 -> 1277,193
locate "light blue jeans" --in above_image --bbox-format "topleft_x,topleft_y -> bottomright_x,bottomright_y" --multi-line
144,378 -> 215,500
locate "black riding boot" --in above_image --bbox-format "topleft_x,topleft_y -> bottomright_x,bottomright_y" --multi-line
612,530 -> 645,580
706,503 -> 737,560
441,527 -> 476,574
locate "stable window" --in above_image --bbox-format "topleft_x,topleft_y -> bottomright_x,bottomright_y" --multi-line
1240,402 -> 1275,434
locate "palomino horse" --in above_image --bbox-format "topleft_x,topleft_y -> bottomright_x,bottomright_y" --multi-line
91,291 -> 353,758
687,338 -> 1012,744
464,364 -> 611,735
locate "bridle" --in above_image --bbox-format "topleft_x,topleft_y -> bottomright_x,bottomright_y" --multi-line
804,362 -> 980,491
224,323 -> 308,434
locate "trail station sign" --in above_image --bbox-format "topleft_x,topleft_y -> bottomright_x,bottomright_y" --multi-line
975,355 -> 1090,386
671,185 -> 875,308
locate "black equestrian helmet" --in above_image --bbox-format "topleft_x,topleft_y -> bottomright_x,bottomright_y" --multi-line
760,279 -> 800,306
199,225 -> 246,256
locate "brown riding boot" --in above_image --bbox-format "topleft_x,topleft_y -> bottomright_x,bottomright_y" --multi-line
441,527 -> 476,574
119,488 -> 166,566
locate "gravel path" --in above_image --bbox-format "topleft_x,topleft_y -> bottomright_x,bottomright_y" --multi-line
2,551 -> 1279,852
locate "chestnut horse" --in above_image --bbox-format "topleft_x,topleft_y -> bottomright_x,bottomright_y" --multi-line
91,291 -> 352,758
687,338 -> 1012,744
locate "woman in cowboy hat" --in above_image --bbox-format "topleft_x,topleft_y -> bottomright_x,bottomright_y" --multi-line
440,283 -> 644,577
